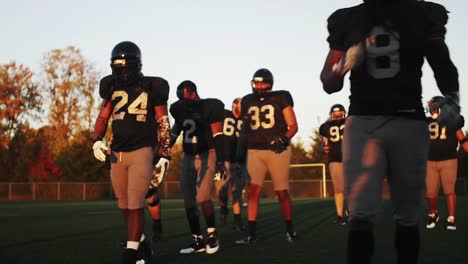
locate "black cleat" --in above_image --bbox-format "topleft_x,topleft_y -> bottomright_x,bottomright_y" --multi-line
286,231 -> 297,243
235,235 -> 256,245
121,248 -> 138,264
426,212 -> 439,229
206,230 -> 220,254
137,237 -> 153,263
179,235 -> 206,254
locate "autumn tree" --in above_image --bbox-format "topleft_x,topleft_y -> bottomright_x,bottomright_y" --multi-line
41,46 -> 99,152
0,62 -> 42,147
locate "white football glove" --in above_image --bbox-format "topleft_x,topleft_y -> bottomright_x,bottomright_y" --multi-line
332,42 -> 365,75
153,157 -> 170,186
92,140 -> 108,162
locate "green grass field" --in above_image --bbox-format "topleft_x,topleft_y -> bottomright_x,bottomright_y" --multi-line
0,198 -> 467,264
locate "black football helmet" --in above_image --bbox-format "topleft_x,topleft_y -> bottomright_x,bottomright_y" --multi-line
251,68 -> 273,97
329,104 -> 346,120
110,41 -> 142,84
176,80 -> 197,100
428,96 -> 444,119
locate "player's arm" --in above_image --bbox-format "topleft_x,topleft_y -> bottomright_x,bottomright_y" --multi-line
154,104 -> 171,159
92,100 -> 112,162
320,49 -> 346,94
170,122 -> 181,148
283,106 -> 298,140
456,129 -> 468,152
320,136 -> 330,154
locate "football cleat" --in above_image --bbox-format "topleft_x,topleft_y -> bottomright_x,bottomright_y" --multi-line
286,231 -> 297,243
136,237 -> 153,264
425,212 -> 439,229
335,216 -> 347,226
120,248 -> 138,264
446,216 -> 456,231
179,235 -> 206,254
206,230 -> 220,254
235,235 -> 256,245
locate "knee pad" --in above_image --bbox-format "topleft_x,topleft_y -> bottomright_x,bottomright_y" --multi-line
146,193 -> 160,207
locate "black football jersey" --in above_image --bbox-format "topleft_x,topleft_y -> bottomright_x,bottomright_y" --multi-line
428,115 -> 465,161
326,2 -> 457,119
170,98 -> 224,155
223,109 -> 245,162
319,119 -> 346,162
241,90 -> 293,150
99,75 -> 169,152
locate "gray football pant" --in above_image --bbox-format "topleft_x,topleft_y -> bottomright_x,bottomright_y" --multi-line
110,147 -> 153,210
180,149 -> 216,208
343,116 -> 429,226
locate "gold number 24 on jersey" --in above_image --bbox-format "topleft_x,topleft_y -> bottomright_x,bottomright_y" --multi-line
111,91 -> 148,122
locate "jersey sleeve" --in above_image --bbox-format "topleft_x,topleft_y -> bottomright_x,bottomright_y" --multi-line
147,77 -> 169,106
276,91 -> 294,110
169,101 -> 182,124
422,2 -> 448,41
326,8 -> 348,51
319,123 -> 327,137
99,75 -> 113,100
203,98 -> 225,124
457,115 -> 465,130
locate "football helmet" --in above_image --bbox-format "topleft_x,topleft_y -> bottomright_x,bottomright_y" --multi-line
329,104 -> 346,120
251,68 -> 273,97
428,96 -> 444,119
232,98 -> 242,117
110,41 -> 142,84
176,80 -> 197,100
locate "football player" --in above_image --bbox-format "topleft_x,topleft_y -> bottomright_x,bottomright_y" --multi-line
92,41 -> 171,264
321,1 -> 460,263
169,80 -> 227,255
235,68 -> 298,245
216,98 -> 248,231
319,104 -> 347,225
425,96 -> 468,231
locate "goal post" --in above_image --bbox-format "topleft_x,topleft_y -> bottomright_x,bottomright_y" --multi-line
290,163 -> 327,198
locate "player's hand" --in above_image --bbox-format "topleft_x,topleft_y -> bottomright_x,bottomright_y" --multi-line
332,42 -> 365,75
153,157 -> 170,187
270,135 -> 289,154
430,93 -> 462,127
92,140 -> 108,162
214,161 -> 228,181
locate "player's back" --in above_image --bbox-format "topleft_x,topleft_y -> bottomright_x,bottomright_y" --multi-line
328,2 -> 448,118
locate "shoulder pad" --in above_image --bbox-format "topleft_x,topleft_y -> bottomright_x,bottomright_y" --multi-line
273,90 -> 294,107
169,101 -> 183,120
143,76 -> 169,105
203,98 -> 225,123
419,1 -> 448,26
327,5 -> 365,51
99,75 -> 114,100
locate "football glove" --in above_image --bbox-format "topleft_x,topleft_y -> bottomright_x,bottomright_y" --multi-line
214,161 -> 228,181
153,157 -> 170,187
92,140 -> 108,162
332,42 -> 365,76
429,93 -> 462,127
270,135 -> 290,154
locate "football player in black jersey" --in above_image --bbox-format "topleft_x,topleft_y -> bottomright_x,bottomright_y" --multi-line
321,1 -> 460,263
169,80 -> 227,255
216,98 -> 248,231
235,68 -> 298,245
319,104 -> 347,225
92,41 -> 171,264
425,96 -> 468,231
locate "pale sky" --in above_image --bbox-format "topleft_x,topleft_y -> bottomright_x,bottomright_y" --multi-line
1,0 -> 467,147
